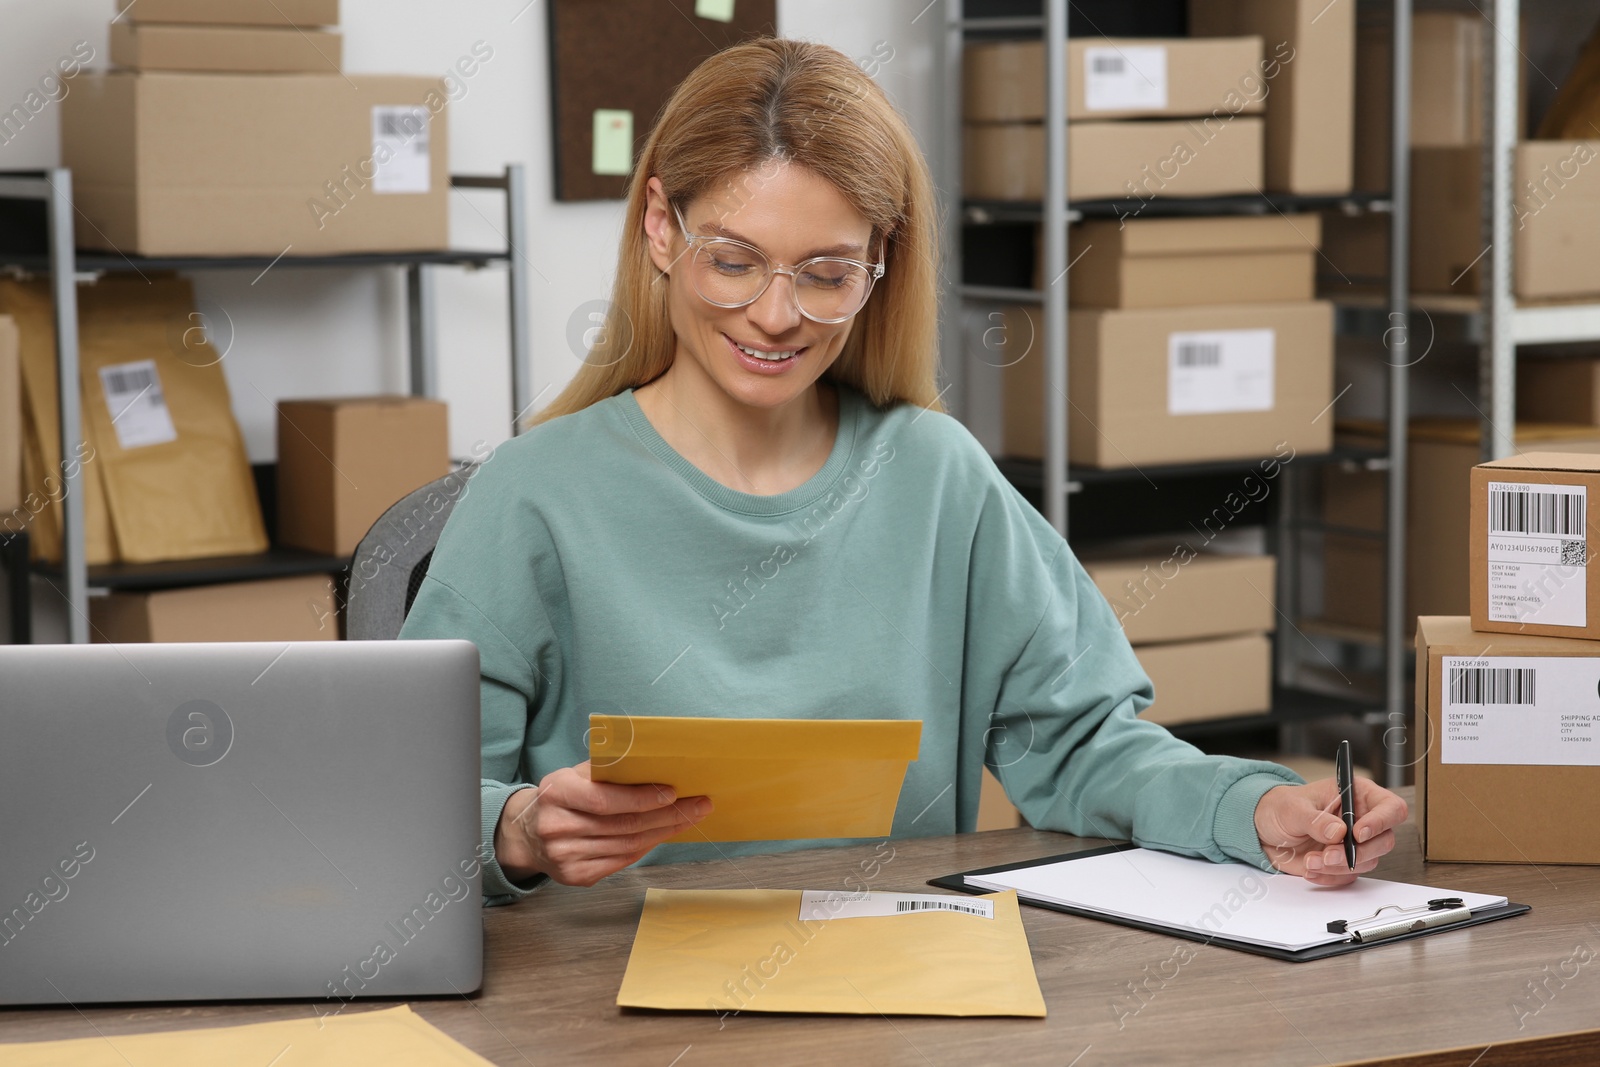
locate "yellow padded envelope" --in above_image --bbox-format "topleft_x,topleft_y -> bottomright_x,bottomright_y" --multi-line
617,888 -> 1047,1017
0,1005 -> 495,1066
589,715 -> 922,842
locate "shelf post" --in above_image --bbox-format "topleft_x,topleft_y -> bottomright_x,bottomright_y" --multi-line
937,0 -> 965,423
504,163 -> 533,434
406,263 -> 439,399
1042,0 -> 1069,535
1479,0 -> 1518,462
1386,0 -> 1414,790
46,169 -> 88,644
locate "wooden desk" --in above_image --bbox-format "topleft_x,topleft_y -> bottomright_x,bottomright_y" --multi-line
4,814 -> 1600,1066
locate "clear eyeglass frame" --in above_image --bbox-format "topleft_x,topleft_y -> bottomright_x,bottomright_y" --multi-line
671,203 -> 886,324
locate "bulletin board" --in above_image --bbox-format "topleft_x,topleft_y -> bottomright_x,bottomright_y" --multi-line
547,0 -> 778,201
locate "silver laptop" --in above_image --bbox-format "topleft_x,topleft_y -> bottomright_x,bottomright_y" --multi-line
0,639 -> 482,1006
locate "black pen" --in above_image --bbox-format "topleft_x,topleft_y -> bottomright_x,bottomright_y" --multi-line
1336,740 -> 1357,871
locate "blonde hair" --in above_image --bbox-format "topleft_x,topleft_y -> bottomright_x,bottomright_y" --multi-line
529,37 -> 944,427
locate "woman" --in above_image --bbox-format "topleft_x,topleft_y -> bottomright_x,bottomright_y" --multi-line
399,38 -> 1406,905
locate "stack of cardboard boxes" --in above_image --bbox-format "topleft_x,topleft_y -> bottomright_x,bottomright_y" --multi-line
63,0 -> 450,257
1084,551 -> 1278,727
1415,454 -> 1600,866
1328,10 -> 1600,300
999,214 -> 1336,468
962,35 -> 1267,201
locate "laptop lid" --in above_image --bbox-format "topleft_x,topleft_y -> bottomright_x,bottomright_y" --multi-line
0,639 -> 482,1006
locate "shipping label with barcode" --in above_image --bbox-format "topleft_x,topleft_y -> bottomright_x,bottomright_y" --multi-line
1167,328 -> 1275,415
372,106 -> 431,194
1083,45 -> 1168,111
1485,481 -> 1587,627
798,890 -> 994,921
1442,656 -> 1600,765
99,359 -> 177,450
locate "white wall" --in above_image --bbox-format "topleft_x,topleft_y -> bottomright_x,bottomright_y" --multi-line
0,0 -> 943,640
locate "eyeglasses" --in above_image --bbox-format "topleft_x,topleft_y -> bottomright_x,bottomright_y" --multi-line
672,204 -> 885,324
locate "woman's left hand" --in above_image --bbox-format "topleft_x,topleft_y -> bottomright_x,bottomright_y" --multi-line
1254,778 -> 1409,886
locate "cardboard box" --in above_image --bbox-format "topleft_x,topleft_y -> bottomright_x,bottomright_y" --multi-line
61,73 -> 448,257
1316,210 -> 1387,291
1470,451 -> 1600,640
1189,0 -> 1355,194
110,22 -> 344,74
1322,422 -> 1600,631
1055,214 -> 1318,307
115,0 -> 339,26
1412,143 -> 1600,299
1354,12 -> 1488,193
1415,615 -> 1600,864
1083,552 -> 1276,644
90,575 -> 338,643
977,767 -> 1022,831
1136,633 -> 1272,726
277,397 -> 450,558
963,37 -> 1265,122
1519,357 -> 1600,425
0,316 -> 18,516
1001,301 -> 1333,468
964,117 -> 1264,202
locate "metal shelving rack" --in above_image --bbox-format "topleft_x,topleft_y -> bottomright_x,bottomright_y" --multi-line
937,1 -> 1415,785
1478,0 -> 1600,460
0,164 -> 530,645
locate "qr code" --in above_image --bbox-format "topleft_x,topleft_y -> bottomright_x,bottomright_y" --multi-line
1562,540 -> 1587,566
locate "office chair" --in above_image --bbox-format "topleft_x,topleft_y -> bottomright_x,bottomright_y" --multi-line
345,464 -> 478,641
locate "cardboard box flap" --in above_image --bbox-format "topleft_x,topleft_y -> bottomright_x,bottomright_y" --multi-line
1077,214 -> 1321,257
1478,451 -> 1600,473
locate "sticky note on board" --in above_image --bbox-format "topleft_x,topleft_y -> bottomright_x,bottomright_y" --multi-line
695,0 -> 736,22
589,715 -> 922,842
591,109 -> 634,176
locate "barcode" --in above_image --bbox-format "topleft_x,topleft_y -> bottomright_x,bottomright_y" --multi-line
1091,55 -> 1125,74
895,900 -> 989,915
378,110 -> 426,140
102,365 -> 158,397
1175,342 -> 1222,368
1489,488 -> 1585,536
1449,666 -> 1536,705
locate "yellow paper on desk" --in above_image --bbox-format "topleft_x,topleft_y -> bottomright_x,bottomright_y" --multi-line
589,715 -> 921,842
617,887 -> 1047,1017
0,1004 -> 496,1066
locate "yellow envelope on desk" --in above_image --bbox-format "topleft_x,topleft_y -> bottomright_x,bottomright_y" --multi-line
589,715 -> 921,842
0,1005 -> 495,1066
617,887 -> 1046,1017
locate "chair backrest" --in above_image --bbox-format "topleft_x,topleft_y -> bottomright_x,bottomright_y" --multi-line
345,465 -> 477,640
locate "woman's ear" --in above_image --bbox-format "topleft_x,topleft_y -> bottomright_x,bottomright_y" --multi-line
643,177 -> 677,275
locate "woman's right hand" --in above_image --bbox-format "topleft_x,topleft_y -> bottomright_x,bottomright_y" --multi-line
492,761 -> 713,887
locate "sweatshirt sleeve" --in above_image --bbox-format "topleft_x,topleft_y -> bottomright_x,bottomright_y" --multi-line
397,473 -> 562,906
968,476 -> 1302,870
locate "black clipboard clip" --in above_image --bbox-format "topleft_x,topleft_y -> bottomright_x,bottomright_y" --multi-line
1327,898 -> 1472,943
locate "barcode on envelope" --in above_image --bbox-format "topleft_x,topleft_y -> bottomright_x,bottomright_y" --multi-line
102,364 -> 159,400
1488,487 -> 1586,536
894,900 -> 990,916
1091,55 -> 1125,74
1175,342 -> 1222,368
1449,666 -> 1536,705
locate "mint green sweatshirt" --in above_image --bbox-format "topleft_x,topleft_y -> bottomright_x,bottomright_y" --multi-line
397,383 -> 1302,905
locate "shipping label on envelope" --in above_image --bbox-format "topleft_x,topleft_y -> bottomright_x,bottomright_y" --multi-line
617,888 -> 1046,1017
588,715 -> 921,842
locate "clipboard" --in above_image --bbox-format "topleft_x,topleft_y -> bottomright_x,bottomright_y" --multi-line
930,844 -> 1532,963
